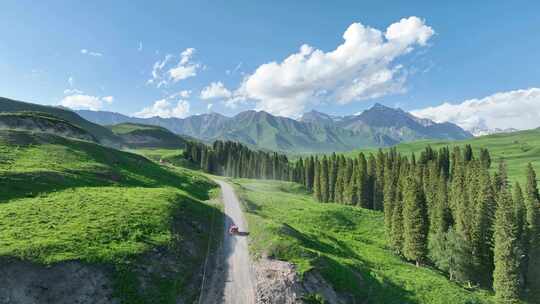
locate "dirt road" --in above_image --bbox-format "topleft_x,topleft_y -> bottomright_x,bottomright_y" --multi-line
203,179 -> 255,304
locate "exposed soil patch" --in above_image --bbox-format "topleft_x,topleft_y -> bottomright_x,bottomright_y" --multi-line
254,258 -> 357,304
0,259 -> 116,304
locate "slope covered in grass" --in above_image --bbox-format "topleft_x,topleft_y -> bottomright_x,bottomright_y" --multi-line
344,128 -> 540,184
232,179 -> 494,304
108,123 -> 187,149
0,129 -> 222,303
0,97 -> 119,145
0,111 -> 97,142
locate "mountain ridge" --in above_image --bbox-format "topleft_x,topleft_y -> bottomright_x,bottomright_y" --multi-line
76,103 -> 472,153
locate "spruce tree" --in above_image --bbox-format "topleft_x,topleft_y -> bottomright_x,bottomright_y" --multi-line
525,163 -> 540,300
402,175 -> 429,266
390,200 -> 404,254
472,168 -> 496,286
320,156 -> 330,203
480,148 -> 491,169
445,227 -> 474,283
513,182 -> 527,290
313,158 -> 322,202
493,188 -> 520,303
357,153 -> 368,207
383,166 -> 397,236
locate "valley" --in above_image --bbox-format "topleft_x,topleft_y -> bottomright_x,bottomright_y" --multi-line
1,98 -> 539,303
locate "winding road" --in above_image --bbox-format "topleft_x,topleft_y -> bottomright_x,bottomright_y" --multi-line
207,180 -> 256,304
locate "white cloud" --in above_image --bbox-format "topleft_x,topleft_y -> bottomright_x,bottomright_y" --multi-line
134,99 -> 190,118
232,16 -> 434,117
412,88 -> 540,132
200,81 -> 232,100
178,90 -> 192,98
68,77 -> 74,87
169,65 -> 198,82
180,48 -> 195,65
207,103 -> 214,111
169,48 -> 200,82
102,96 -> 114,103
60,94 -> 113,110
147,48 -> 201,87
63,88 -> 83,95
147,54 -> 174,87
80,49 -> 103,57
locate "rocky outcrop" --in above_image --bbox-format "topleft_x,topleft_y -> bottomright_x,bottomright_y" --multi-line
254,258 -> 356,304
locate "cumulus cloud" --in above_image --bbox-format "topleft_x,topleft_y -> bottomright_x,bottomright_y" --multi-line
147,48 -> 201,87
412,88 -> 540,132
134,99 -> 190,118
200,81 -> 232,100
80,49 -> 103,57
60,94 -> 114,110
232,16 -> 434,117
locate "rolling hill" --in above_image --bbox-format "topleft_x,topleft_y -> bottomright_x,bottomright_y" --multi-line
107,122 -> 187,149
77,104 -> 472,153
0,111 -> 97,142
0,128 -> 222,303
345,127 -> 540,184
0,97 -> 119,146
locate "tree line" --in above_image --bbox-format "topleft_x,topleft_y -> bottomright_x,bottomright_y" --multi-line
184,140 -> 540,302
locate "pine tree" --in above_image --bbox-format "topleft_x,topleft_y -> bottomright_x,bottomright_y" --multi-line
334,157 -> 345,204
328,153 -> 338,202
493,187 -> 520,303
480,148 -> 491,169
320,156 -> 330,202
402,175 -> 429,266
445,227 -> 474,282
525,163 -> 540,300
513,182 -> 528,290
313,158 -> 322,202
390,200 -> 404,254
472,168 -> 496,286
464,144 -> 474,162
357,153 -> 368,207
383,165 -> 397,236
373,150 -> 385,210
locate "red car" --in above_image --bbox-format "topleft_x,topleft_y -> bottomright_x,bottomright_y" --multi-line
229,224 -> 239,235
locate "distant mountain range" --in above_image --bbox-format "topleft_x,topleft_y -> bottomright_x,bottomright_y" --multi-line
0,96 -> 473,152
77,103 -> 472,153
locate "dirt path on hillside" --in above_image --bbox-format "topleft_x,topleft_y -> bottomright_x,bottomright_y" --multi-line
200,179 -> 256,304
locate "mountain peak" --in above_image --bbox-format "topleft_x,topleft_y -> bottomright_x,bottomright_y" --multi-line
300,109 -> 335,125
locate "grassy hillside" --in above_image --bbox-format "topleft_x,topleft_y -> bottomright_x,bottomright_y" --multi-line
232,179 -> 494,304
0,97 -> 119,145
344,128 -> 540,184
0,111 -> 97,142
108,122 -> 187,149
0,129 -> 222,303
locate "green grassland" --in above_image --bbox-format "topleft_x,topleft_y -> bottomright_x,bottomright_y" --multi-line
108,122 -> 187,149
0,129 -> 222,303
344,128 -> 540,184
232,179 -> 494,304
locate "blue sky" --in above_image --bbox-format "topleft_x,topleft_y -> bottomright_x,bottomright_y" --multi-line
1,1 -> 539,130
